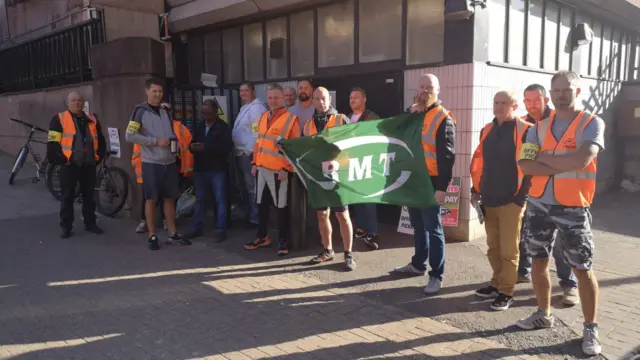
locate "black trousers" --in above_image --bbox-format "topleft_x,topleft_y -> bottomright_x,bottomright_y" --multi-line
60,164 -> 96,229
256,185 -> 289,245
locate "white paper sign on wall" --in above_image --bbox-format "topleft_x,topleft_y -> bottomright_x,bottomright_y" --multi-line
397,206 -> 414,235
107,127 -> 121,158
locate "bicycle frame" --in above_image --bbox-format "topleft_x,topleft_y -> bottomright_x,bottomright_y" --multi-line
11,122 -> 48,183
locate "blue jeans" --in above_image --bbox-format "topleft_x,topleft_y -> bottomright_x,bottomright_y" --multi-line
408,206 -> 445,280
235,154 -> 258,224
353,203 -> 378,234
192,171 -> 227,232
518,212 -> 577,289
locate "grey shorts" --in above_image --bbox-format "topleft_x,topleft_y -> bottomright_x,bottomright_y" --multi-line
523,200 -> 594,270
141,162 -> 180,202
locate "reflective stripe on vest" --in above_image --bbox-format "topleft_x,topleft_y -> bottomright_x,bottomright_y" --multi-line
302,114 -> 344,136
421,107 -> 449,176
58,112 -> 100,162
255,112 -> 296,171
529,111 -> 597,206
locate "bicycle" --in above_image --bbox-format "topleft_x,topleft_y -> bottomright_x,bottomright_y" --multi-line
46,150 -> 129,217
8,118 -> 51,186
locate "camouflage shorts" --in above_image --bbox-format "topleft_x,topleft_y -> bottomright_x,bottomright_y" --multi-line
523,200 -> 594,271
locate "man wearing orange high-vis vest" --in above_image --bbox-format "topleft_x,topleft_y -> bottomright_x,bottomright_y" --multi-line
469,91 -> 532,312
244,83 -> 300,256
47,91 -> 106,239
516,71 -> 604,356
391,73 -> 456,295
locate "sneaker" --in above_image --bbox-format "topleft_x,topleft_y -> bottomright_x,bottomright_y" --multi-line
60,228 -> 73,239
184,229 -> 202,240
214,231 -> 227,243
85,224 -> 104,235
424,278 -> 442,294
344,253 -> 356,271
163,220 -> 168,230
148,235 -> 160,250
167,233 -> 191,246
516,308 -> 555,330
135,221 -> 147,233
363,234 -> 380,250
244,236 -> 271,250
490,294 -> 514,311
517,275 -> 531,284
391,263 -> 425,276
562,287 -> 580,306
277,244 -> 289,256
310,249 -> 335,264
354,229 -> 367,239
582,323 -> 602,356
475,285 -> 499,298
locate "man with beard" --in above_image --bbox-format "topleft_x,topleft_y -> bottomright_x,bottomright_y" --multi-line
287,80 -> 315,133
516,71 -> 604,356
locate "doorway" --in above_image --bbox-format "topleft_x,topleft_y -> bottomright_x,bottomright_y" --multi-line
315,71 -> 406,226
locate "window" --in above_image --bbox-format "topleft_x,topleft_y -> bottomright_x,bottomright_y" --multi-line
590,21 -> 602,77
359,0 -> 402,63
527,0 -> 543,68
406,0 -> 445,65
543,1 -> 559,71
572,14 -> 590,75
601,25 -> 612,78
508,0 -> 525,65
620,34 -> 628,80
558,7 -> 572,71
635,37 -> 640,79
266,17 -> 287,79
290,11 -> 314,77
243,22 -> 264,81
488,0 -> 507,62
222,28 -> 242,84
204,32 -> 222,78
317,1 -> 354,68
611,29 -> 620,79
187,34 -> 204,84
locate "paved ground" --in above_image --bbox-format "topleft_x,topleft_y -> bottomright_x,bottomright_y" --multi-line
0,154 -> 638,359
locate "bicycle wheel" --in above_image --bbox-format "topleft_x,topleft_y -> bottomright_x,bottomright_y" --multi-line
46,163 -> 64,200
9,146 -> 28,185
95,166 -> 129,217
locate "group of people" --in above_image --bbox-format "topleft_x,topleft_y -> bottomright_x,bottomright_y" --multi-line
46,69 -> 603,356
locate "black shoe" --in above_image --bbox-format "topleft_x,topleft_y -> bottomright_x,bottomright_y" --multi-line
85,224 -> 104,235
167,233 -> 191,246
363,234 -> 380,250
60,228 -> 73,239
344,253 -> 357,271
310,249 -> 335,264
475,285 -> 499,298
354,229 -> 367,239
184,229 -> 202,240
148,235 -> 160,250
214,231 -> 227,243
490,293 -> 514,311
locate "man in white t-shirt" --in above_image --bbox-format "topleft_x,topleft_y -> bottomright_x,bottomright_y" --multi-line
232,82 -> 267,226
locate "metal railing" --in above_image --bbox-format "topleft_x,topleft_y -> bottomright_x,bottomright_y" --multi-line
0,16 -> 105,94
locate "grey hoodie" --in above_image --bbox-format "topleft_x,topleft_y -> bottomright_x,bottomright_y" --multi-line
125,102 -> 176,165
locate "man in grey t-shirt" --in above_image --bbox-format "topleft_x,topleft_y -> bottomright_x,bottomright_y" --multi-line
287,80 -> 315,133
125,78 -> 190,250
515,71 -> 604,356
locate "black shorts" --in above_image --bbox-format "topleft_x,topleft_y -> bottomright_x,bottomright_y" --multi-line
142,162 -> 180,201
315,206 -> 349,213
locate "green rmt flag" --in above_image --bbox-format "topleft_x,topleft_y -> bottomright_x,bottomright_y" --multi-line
280,113 -> 436,208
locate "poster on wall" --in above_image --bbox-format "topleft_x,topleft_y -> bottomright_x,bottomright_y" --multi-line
107,127 -> 121,158
329,90 -> 337,109
203,96 -> 228,123
396,176 -> 462,234
83,101 -> 90,114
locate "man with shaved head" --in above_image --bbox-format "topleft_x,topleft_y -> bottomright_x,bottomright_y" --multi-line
470,90 -> 532,311
301,87 -> 356,271
47,91 -> 106,238
392,73 -> 456,295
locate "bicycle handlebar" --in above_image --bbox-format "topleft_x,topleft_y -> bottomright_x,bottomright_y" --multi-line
10,118 -> 47,133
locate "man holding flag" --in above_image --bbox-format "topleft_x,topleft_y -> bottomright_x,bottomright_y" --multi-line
392,73 -> 456,295
302,87 -> 356,271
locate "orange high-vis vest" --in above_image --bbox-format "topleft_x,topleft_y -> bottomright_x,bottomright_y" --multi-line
131,120 -> 194,184
470,118 -> 532,194
528,111 -> 598,207
253,111 -> 297,172
302,114 -> 346,136
58,111 -> 100,162
421,105 -> 456,176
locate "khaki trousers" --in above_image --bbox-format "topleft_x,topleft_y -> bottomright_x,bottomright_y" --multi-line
484,202 -> 526,296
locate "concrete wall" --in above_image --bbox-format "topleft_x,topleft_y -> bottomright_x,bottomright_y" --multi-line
403,62 -> 623,242
0,84 -> 93,158
102,5 -> 160,42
